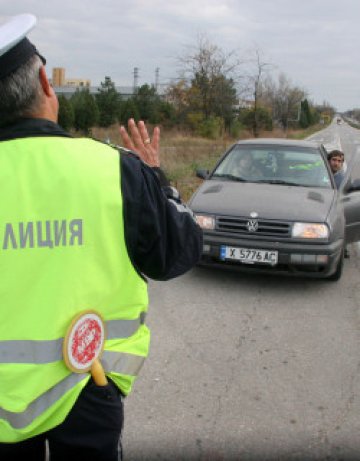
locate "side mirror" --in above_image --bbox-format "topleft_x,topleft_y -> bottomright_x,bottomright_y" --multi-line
196,168 -> 209,179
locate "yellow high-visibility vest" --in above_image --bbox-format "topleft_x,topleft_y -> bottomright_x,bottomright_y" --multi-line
0,136 -> 149,442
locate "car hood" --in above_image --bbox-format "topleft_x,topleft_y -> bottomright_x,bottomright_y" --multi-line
189,180 -> 335,222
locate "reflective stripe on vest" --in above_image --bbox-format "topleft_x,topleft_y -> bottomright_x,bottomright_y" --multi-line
0,314 -> 146,364
0,351 -> 145,429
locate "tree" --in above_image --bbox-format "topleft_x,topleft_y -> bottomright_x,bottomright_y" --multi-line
118,98 -> 140,124
239,106 -> 272,133
345,108 -> 360,121
261,73 -> 306,130
71,89 -> 99,135
299,99 -> 312,128
166,79 -> 190,124
314,101 -> 336,124
133,84 -> 161,123
244,48 -> 273,137
96,76 -> 121,127
209,75 -> 237,131
198,116 -> 224,139
125,84 -> 177,126
57,95 -> 74,130
156,100 -> 177,127
177,35 -> 239,132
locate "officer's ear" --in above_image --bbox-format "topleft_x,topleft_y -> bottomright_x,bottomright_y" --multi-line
39,66 -> 52,97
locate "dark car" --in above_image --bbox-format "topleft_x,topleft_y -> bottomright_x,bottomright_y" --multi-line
188,139 -> 360,280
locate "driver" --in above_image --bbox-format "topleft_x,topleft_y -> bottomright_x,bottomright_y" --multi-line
233,151 -> 262,178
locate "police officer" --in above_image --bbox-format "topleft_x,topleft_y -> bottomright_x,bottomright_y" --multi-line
0,14 -> 202,460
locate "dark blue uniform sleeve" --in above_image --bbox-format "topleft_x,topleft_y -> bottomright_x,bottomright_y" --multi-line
120,151 -> 203,280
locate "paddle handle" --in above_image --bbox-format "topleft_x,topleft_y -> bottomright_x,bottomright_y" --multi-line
91,358 -> 108,386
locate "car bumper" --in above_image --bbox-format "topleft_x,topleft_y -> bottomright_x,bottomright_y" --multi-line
199,233 -> 344,278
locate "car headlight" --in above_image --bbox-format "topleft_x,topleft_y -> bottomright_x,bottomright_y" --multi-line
195,214 -> 215,230
292,223 -> 329,239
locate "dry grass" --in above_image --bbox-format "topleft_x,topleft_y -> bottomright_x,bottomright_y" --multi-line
88,125 -> 233,201
76,122 -> 326,202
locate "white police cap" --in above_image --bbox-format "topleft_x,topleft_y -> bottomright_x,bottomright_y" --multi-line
0,14 -> 46,79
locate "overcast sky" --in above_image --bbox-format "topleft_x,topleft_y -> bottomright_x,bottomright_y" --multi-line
2,0 -> 359,112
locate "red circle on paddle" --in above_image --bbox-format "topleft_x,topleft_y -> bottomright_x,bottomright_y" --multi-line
64,311 -> 105,372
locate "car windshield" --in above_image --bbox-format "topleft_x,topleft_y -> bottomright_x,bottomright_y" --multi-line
212,145 -> 332,188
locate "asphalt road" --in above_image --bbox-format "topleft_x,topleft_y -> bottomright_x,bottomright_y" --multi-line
123,120 -> 360,461
307,118 -> 360,165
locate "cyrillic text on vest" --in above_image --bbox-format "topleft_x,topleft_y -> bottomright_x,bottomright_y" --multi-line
2,219 -> 83,249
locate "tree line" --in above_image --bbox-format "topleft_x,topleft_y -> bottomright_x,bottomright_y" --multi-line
57,78 -> 175,134
343,108 -> 360,125
58,37 -> 335,138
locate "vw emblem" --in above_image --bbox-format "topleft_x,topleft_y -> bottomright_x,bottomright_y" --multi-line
247,219 -> 259,232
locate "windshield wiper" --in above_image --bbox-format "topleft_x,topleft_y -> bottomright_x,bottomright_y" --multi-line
255,179 -> 305,186
212,173 -> 248,182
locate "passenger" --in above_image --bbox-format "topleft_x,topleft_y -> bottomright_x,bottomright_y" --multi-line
233,151 -> 262,178
328,150 -> 345,188
327,149 -> 350,258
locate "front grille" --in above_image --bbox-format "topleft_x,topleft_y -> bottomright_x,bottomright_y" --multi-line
216,216 -> 291,237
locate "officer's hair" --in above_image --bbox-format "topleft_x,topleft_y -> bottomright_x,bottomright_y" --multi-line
0,55 -> 43,127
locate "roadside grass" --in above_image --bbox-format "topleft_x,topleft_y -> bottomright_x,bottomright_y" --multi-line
83,123 -> 328,202
343,118 -> 360,130
160,134 -> 229,200
286,123 -> 327,140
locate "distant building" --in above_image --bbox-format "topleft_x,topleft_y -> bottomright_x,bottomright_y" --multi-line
51,67 -> 91,88
236,99 -> 255,110
64,78 -> 91,88
52,67 -> 66,86
53,85 -> 136,100
51,67 -> 166,100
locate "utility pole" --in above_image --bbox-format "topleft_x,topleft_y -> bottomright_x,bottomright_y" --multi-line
155,67 -> 159,92
133,67 -> 139,93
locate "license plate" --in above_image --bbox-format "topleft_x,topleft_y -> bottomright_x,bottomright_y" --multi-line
220,246 -> 278,265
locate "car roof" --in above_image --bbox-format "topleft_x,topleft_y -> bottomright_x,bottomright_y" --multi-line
234,138 -> 320,149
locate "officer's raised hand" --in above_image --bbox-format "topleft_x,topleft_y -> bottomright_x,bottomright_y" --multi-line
119,118 -> 160,167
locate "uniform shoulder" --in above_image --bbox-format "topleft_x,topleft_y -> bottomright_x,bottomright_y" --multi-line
85,137 -> 142,161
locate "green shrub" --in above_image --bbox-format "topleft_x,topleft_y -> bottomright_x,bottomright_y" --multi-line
198,116 -> 223,139
229,119 -> 243,139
